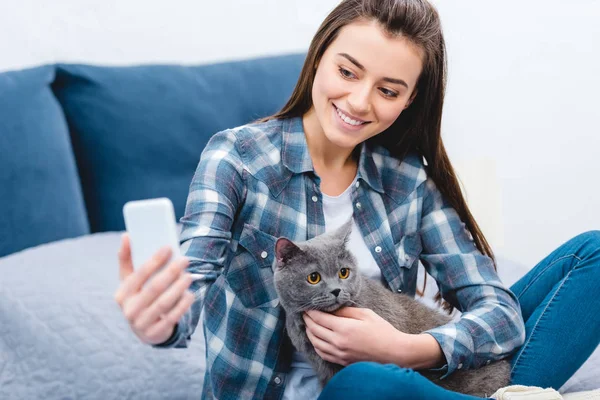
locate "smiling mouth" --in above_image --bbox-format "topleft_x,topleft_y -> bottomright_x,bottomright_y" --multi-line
334,104 -> 371,126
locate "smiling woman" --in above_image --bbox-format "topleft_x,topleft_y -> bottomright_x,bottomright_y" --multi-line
304,20 -> 422,152
113,0 -> 600,399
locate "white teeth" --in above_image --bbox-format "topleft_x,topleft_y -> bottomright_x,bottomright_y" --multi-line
336,107 -> 363,126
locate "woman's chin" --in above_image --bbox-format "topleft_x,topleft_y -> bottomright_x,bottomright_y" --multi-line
322,128 -> 363,150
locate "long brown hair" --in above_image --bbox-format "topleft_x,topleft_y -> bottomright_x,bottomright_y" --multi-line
263,0 -> 496,313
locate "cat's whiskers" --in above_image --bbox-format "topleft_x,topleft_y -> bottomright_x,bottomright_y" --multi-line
289,300 -> 318,315
289,295 -> 340,314
345,299 -> 359,306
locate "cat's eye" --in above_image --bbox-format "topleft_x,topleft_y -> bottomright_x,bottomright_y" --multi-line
339,268 -> 350,279
307,272 -> 321,284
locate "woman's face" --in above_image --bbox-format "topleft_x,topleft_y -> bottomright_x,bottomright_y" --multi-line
309,19 -> 424,150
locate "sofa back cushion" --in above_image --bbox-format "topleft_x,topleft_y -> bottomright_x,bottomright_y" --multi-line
52,53 -> 305,232
0,65 -> 90,257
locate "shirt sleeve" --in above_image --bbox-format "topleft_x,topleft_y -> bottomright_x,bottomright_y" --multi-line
418,177 -> 526,378
153,129 -> 246,349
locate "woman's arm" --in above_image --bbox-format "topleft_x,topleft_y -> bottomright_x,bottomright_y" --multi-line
417,178 -> 526,377
399,333 -> 446,370
303,308 -> 445,369
153,129 -> 246,348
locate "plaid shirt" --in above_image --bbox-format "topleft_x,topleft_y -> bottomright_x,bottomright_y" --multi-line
155,117 -> 526,399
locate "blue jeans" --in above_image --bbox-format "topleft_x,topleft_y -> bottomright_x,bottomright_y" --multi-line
318,231 -> 600,399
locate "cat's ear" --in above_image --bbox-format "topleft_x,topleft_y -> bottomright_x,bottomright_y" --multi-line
275,238 -> 302,266
336,218 -> 353,245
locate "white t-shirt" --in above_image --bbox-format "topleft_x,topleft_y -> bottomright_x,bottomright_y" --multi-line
282,176 -> 381,400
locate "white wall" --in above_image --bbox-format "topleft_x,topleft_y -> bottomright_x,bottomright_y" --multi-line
0,0 -> 337,70
1,0 -> 598,267
435,0 -> 600,267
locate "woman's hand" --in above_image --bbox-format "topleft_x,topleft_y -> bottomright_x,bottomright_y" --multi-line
114,233 -> 195,345
303,307 -> 409,366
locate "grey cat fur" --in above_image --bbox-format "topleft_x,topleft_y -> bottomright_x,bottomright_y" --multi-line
273,218 -> 510,398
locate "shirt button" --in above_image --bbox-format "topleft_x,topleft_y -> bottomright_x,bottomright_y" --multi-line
374,246 -> 382,253
397,288 -> 402,293
458,363 -> 463,370
355,202 -> 362,209
486,360 -> 491,365
311,195 -> 318,203
355,181 -> 360,188
273,375 -> 282,385
261,251 -> 268,259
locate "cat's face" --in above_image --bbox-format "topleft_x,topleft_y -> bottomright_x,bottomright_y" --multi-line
273,219 -> 363,314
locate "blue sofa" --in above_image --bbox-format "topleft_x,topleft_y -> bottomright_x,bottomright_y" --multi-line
0,54 -> 305,399
0,53 -> 305,258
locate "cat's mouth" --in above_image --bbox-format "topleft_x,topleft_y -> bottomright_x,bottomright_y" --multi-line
318,298 -> 352,313
320,303 -> 343,312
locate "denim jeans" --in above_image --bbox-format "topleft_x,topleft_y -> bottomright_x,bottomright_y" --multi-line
318,231 -> 600,399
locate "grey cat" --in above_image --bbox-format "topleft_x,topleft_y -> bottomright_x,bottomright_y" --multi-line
273,218 -> 511,398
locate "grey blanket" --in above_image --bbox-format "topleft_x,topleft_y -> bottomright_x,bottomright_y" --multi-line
0,232 -> 206,400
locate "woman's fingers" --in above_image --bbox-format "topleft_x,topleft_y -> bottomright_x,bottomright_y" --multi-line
134,271 -> 194,331
304,313 -> 337,344
113,236 -> 193,346
114,245 -> 173,306
305,310 -> 338,330
120,256 -> 189,325
144,290 -> 196,342
117,233 -> 134,282
306,327 -> 341,363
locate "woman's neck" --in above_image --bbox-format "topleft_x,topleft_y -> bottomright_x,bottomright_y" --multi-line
302,109 -> 356,170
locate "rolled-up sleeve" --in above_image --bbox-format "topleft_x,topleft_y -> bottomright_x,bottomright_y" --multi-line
418,178 -> 526,378
153,129 -> 246,349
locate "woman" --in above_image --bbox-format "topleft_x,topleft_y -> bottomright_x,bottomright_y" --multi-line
114,0 -> 600,399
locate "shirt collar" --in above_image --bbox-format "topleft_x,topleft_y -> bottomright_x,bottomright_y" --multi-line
281,117 -> 313,174
281,117 -> 384,194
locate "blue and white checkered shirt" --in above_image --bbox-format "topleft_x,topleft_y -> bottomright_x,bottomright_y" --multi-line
154,116 -> 526,400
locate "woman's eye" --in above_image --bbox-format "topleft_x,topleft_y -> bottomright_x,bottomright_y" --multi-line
307,272 -> 321,284
380,88 -> 398,98
338,268 -> 350,279
338,67 -> 356,79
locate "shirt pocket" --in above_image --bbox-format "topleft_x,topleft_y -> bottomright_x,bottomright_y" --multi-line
226,223 -> 279,309
393,233 -> 423,295
395,233 -> 422,268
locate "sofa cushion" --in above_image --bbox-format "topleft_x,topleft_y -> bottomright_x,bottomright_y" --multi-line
51,53 -> 305,232
0,65 -> 89,257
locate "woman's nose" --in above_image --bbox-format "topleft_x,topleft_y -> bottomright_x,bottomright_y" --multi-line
347,87 -> 371,115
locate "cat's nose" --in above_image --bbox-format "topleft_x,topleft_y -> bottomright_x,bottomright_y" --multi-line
331,289 -> 341,297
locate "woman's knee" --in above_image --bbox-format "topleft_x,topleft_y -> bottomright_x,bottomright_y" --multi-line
571,230 -> 600,260
576,230 -> 600,243
557,230 -> 600,262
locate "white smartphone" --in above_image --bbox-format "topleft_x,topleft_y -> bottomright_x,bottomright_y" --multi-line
123,197 -> 182,270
